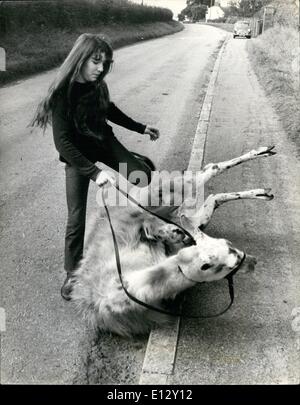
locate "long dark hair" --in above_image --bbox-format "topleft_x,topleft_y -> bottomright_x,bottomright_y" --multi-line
31,33 -> 113,131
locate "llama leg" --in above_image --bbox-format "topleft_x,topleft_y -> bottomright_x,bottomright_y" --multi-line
122,147 -> 275,212
180,188 -> 274,231
175,146 -> 276,221
196,145 -> 276,186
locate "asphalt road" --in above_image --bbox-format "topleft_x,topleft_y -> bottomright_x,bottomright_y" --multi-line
0,24 -> 226,384
169,36 -> 300,385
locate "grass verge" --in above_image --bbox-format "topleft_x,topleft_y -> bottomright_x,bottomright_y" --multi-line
0,21 -> 183,86
247,25 -> 300,156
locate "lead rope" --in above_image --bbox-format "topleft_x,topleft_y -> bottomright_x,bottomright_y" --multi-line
102,186 -> 245,319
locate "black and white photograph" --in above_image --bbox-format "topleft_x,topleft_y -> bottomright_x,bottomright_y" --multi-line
0,0 -> 299,391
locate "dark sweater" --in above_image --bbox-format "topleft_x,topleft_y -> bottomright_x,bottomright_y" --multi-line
52,81 -> 146,181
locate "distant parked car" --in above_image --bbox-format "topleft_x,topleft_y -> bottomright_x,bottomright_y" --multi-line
233,20 -> 252,39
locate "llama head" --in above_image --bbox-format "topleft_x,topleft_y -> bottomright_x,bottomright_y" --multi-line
177,230 -> 257,283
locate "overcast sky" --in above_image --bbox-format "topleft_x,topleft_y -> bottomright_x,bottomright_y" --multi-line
130,0 -> 188,18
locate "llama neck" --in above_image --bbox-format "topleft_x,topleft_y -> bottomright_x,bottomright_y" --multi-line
125,255 -> 195,303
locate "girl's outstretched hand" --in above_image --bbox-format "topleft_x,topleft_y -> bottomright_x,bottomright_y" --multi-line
144,126 -> 160,141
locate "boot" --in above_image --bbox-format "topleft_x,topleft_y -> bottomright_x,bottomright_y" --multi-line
61,272 -> 76,301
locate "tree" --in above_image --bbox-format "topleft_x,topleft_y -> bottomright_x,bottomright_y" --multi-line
191,4 -> 208,21
180,0 -> 211,21
229,0 -> 272,17
187,0 -> 212,6
178,12 -> 186,21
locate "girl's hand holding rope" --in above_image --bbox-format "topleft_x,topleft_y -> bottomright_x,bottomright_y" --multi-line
95,170 -> 117,187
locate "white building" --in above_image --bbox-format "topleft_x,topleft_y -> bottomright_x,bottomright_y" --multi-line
205,0 -> 240,22
205,4 -> 225,22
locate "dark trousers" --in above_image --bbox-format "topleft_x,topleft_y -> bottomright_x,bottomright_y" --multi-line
64,164 -> 90,272
64,135 -> 153,272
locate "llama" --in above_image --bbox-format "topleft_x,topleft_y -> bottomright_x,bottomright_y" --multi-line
71,146 -> 275,336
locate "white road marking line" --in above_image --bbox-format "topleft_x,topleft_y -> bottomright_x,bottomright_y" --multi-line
0,308 -> 6,333
0,307 -> 6,384
138,35 -> 230,385
139,320 -> 180,385
188,38 -> 228,171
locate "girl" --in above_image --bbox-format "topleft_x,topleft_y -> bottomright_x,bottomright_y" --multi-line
31,33 -> 160,300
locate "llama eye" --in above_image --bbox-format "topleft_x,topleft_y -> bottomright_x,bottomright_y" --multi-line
201,263 -> 212,271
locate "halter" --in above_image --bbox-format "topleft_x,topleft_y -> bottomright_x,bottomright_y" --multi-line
102,185 -> 246,319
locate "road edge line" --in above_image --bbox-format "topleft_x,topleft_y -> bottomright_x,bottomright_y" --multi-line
188,36 -> 228,171
138,35 -> 229,386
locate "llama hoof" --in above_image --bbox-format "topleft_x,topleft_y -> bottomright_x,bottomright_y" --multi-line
256,145 -> 276,157
256,188 -> 274,200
